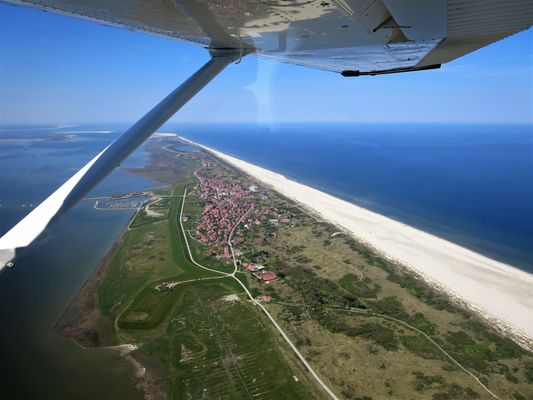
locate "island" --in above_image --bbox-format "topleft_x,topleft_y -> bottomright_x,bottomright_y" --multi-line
57,136 -> 533,400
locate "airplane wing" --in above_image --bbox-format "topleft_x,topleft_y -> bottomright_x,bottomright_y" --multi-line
3,0 -> 532,74
0,0 -> 531,269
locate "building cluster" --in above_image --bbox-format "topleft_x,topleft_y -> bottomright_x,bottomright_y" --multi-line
193,163 -> 278,251
194,175 -> 254,246
244,262 -> 278,283
191,157 -> 295,285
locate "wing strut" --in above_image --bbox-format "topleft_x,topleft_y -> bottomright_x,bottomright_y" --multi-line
0,49 -> 240,269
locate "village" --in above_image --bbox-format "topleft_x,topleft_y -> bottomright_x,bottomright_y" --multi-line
187,154 -> 296,290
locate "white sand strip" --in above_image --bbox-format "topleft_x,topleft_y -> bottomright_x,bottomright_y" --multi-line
182,138 -> 533,349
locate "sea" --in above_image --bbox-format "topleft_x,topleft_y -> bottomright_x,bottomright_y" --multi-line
0,126 -> 157,399
0,122 -> 531,398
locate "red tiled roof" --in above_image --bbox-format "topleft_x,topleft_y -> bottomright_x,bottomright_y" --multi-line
257,270 -> 277,281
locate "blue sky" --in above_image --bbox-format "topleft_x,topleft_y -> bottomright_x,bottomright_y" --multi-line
0,3 -> 532,125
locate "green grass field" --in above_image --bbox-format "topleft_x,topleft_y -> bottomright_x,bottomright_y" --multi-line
122,279 -> 320,399
98,178 -> 219,331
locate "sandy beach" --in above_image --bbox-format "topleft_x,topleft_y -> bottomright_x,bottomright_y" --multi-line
182,138 -> 533,350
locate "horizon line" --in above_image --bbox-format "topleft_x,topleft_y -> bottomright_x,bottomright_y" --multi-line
1,121 -> 532,129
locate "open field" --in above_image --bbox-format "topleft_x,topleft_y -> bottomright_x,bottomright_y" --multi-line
119,279 -> 321,399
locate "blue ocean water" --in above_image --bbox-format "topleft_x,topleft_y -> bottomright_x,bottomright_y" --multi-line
0,127 -> 158,399
171,123 -> 533,271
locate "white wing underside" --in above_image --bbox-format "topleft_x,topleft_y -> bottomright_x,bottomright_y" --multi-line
3,0 -> 532,73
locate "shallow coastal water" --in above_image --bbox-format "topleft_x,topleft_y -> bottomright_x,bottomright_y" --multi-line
174,123 -> 533,271
0,127 -> 160,399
